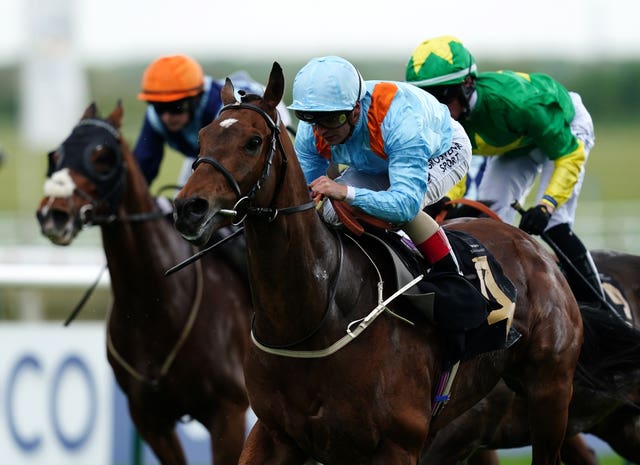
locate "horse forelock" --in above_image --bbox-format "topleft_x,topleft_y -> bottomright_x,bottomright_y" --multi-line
240,93 -> 262,104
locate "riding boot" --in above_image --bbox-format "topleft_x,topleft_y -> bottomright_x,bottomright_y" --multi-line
545,223 -> 604,305
415,227 -> 461,275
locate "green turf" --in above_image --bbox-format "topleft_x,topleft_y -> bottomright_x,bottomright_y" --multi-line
581,119 -> 640,202
500,454 -> 628,465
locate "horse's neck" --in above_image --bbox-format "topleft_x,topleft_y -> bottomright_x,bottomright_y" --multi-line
101,163 -> 193,313
244,165 -> 341,339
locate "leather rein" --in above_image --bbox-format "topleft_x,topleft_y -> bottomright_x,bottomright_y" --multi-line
190,102 -> 340,351
193,102 -> 315,223
52,119 -> 204,386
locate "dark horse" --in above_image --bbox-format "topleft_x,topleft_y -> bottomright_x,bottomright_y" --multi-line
173,62 -> 585,465
35,103 -> 252,465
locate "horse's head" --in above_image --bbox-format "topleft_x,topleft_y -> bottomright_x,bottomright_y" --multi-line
174,62 -> 289,246
36,102 -> 127,245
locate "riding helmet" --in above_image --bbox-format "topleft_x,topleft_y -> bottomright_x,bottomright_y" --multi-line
405,35 -> 477,88
137,54 -> 204,102
288,56 -> 366,112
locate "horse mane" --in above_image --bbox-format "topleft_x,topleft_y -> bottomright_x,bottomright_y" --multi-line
240,92 -> 262,104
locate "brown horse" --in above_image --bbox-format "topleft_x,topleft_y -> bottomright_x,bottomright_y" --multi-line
172,62 -> 585,465
35,103 -> 252,465
432,202 -> 640,465
424,207 -> 640,464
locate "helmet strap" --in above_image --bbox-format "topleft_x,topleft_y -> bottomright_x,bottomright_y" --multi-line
344,102 -> 361,142
459,76 -> 476,119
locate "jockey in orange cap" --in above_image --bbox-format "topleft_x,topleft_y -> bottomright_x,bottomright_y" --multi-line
135,54 -> 292,185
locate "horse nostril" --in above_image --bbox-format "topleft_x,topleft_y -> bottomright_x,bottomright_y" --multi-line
175,197 -> 209,225
51,209 -> 71,229
36,208 -> 71,229
188,198 -> 209,218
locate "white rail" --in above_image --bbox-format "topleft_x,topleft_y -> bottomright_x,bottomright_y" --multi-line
0,262 -> 109,288
1,200 -> 638,320
0,245 -> 109,320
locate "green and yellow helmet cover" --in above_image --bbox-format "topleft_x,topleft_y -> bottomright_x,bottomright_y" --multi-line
406,35 -> 477,88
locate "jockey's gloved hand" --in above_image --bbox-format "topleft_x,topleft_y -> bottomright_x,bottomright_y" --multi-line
424,196 -> 452,219
519,204 -> 551,235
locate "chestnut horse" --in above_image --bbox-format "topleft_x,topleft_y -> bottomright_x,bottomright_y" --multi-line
35,103 -> 251,465
172,62 -> 585,465
425,208 -> 640,464
486,250 -> 640,465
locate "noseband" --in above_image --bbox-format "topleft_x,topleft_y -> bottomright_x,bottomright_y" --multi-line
192,102 -> 314,224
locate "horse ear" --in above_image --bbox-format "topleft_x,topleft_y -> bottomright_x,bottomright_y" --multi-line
221,78 -> 237,105
107,99 -> 124,129
263,62 -> 284,111
82,102 -> 97,119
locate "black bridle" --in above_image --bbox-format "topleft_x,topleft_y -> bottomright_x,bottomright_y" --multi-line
171,101 -> 340,351
47,118 -> 166,225
192,102 -> 315,224
166,101 -> 316,276
48,118 -> 167,326
198,102 -> 344,350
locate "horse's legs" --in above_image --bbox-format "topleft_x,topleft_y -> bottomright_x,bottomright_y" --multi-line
525,367 -> 574,465
419,420 -> 489,465
236,422 -> 418,465
368,440 -> 420,465
467,450 -> 500,465
560,435 -> 599,465
208,402 -> 247,465
239,420 -> 308,465
129,407 -> 187,465
589,410 -> 640,463
142,430 -> 187,465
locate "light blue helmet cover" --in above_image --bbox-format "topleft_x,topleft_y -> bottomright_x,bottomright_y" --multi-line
288,56 -> 366,112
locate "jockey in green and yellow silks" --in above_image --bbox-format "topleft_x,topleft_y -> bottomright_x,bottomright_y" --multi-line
406,35 -> 604,306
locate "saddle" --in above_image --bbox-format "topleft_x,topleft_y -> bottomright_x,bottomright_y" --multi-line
330,199 -> 521,364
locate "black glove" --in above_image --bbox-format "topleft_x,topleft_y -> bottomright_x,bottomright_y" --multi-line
519,204 -> 551,235
424,197 -> 451,219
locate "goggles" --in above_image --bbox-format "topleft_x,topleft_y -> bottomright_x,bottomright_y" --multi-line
295,110 -> 350,129
422,85 -> 459,104
152,99 -> 190,115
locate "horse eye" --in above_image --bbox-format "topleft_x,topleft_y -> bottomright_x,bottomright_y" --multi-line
245,136 -> 262,154
91,145 -> 117,175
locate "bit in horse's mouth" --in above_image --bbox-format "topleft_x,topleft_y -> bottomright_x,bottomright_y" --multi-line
179,211 -> 224,245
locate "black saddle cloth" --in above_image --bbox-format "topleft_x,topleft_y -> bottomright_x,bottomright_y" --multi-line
356,226 -> 520,363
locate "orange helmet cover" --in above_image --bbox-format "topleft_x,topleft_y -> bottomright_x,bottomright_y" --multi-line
138,54 -> 204,102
